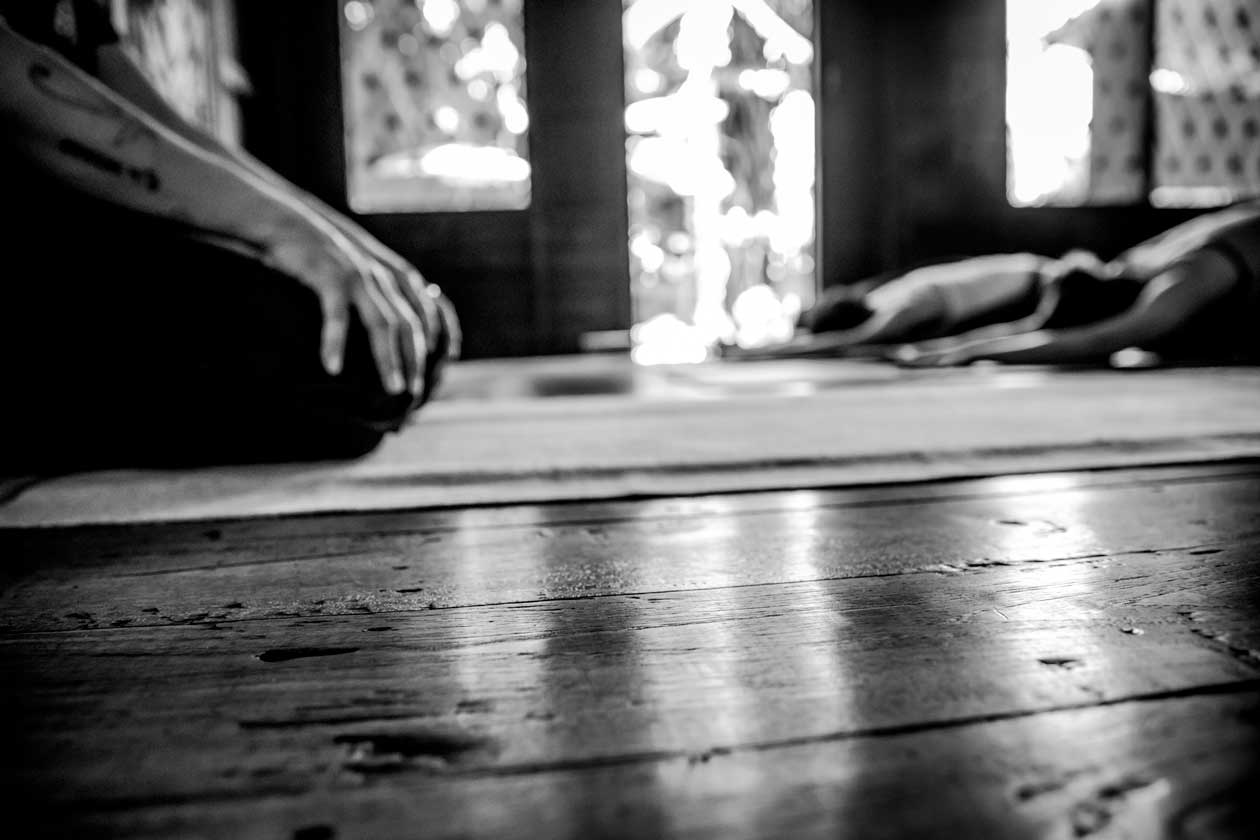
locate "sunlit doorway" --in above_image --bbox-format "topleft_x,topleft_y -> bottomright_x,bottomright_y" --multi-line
623,0 -> 817,364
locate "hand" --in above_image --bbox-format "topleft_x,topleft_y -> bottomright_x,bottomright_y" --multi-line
353,233 -> 449,372
893,332 -> 1057,367
262,218 -> 426,395
890,342 -> 972,368
341,228 -> 462,399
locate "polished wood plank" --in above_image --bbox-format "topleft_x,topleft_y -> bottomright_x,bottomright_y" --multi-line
2,464 -> 1257,633
2,542 -> 1256,807
7,462 -> 1250,558
27,692 -> 1260,840
2,464 -> 1257,837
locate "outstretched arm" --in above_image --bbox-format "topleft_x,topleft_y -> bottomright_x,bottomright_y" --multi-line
723,300 -> 941,359
0,20 -> 427,393
95,42 -> 456,362
729,254 -> 1051,359
896,249 -> 1240,366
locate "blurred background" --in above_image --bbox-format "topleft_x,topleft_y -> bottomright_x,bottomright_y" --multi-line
111,0 -> 1260,359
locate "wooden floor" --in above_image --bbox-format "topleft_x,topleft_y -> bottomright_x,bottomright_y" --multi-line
2,462 -> 1259,838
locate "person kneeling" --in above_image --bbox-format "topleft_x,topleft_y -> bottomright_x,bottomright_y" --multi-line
0,7 -> 458,469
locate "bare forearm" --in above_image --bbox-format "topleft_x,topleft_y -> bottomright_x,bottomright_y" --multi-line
96,45 -> 377,250
1,23 -> 333,249
1,21 -> 441,394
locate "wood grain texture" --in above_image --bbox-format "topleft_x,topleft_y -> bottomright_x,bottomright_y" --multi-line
22,693 -> 1260,840
2,465 -> 1256,633
2,464 -> 1258,837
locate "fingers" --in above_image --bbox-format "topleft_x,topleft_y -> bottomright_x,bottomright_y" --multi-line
399,319 -> 427,397
397,303 -> 427,397
352,275 -> 408,393
265,225 -> 432,394
373,262 -> 428,395
430,283 -> 461,359
375,259 -> 463,400
722,330 -> 869,359
318,289 -> 349,377
392,267 -> 439,397
890,343 -> 970,368
351,260 -> 436,396
419,284 -> 459,399
955,332 -> 1065,364
895,331 -> 1066,367
397,266 -> 443,354
289,229 -> 439,396
352,240 -> 434,393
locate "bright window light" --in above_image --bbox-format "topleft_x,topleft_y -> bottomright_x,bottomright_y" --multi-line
1007,0 -> 1100,206
624,0 -> 816,365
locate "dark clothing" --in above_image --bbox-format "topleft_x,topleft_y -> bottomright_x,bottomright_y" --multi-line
1,173 -> 428,470
2,4 -> 448,470
1033,211 -> 1260,359
806,203 -> 1260,362
1073,202 -> 1260,360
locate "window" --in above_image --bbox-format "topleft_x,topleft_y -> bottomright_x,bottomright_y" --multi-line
1151,0 -> 1260,206
339,0 -> 530,213
1006,0 -> 1260,208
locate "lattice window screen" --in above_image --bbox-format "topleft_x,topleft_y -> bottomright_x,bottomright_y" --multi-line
1047,0 -> 1152,204
1152,0 -> 1260,205
1010,0 -> 1260,207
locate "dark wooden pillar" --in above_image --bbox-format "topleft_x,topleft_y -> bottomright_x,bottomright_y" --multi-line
816,2 -> 885,287
524,0 -> 632,353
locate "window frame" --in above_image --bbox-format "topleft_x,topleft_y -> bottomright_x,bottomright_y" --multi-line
237,0 -> 632,358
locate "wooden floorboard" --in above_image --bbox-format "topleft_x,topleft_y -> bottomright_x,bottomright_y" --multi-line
2,463 -> 1257,633
29,693 -> 1260,840
2,463 -> 1258,837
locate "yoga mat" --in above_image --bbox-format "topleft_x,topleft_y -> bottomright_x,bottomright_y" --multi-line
3,359 -> 1260,527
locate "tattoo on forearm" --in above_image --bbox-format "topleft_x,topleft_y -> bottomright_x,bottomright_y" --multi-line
29,60 -> 159,151
29,62 -> 114,116
5,38 -> 282,257
56,137 -> 160,191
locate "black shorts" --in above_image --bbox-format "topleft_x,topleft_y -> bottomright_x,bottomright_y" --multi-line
0,174 -> 449,470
